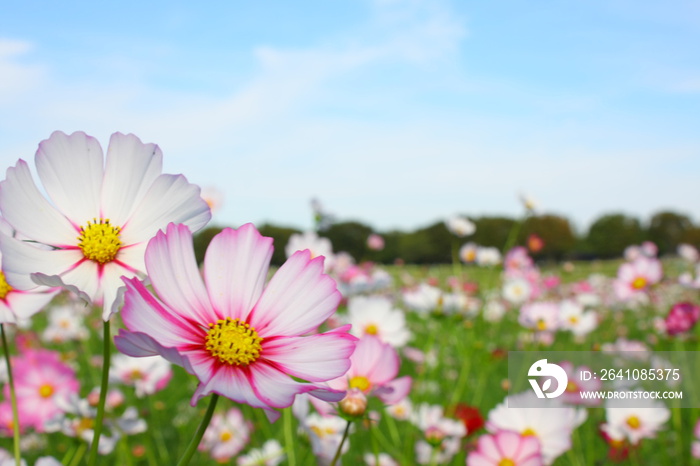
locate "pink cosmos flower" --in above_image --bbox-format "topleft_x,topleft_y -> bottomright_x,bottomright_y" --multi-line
199,407 -> 252,461
558,362 -> 601,406
613,257 -> 662,302
114,223 -> 357,418
7,347 -> 80,432
326,335 -> 412,406
467,430 -> 543,466
366,234 -> 385,251
664,302 -> 700,336
0,131 -> 211,320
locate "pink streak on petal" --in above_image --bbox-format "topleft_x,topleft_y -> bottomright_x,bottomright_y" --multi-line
262,329 -> 357,382
120,277 -> 202,348
145,224 -> 217,324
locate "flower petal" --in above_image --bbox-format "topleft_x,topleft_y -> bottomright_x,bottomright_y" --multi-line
114,330 -> 196,375
350,335 -> 399,385
35,131 -> 103,225
374,376 -> 412,405
262,329 -> 357,382
0,160 -> 76,246
4,289 -> 60,320
0,234 -> 80,290
203,224 -> 272,321
120,276 -> 202,348
145,223 -> 217,324
191,364 -> 268,409
250,250 -> 341,337
120,174 -> 211,245
100,133 -> 164,226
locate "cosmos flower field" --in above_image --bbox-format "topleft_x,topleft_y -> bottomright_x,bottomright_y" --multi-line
0,132 -> 699,465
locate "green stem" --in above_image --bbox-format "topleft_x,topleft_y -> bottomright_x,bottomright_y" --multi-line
175,394 -> 219,466
68,442 -> 87,466
1,324 -> 21,466
329,420 -> 352,466
283,407 -> 297,466
87,319 -> 112,466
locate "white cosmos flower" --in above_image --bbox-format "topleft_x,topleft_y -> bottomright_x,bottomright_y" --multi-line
600,393 -> 670,445
476,246 -> 502,266
347,295 -> 411,347
285,231 -> 335,271
445,216 -> 475,237
487,391 -> 587,465
0,131 -> 211,320
503,278 -> 531,305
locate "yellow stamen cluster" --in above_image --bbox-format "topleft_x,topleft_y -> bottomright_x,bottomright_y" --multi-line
348,375 -> 371,392
0,271 -> 12,300
205,318 -> 263,366
626,415 -> 641,429
521,427 -> 537,437
632,277 -> 647,290
364,323 -> 378,335
220,431 -> 233,442
499,459 -> 516,466
77,218 -> 122,264
39,384 -> 54,398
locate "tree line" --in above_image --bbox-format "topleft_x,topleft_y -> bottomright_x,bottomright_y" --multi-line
193,211 -> 700,265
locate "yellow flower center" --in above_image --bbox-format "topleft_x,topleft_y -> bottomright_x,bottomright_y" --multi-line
205,318 -> 263,366
631,277 -> 647,290
626,415 -> 641,429
0,271 -> 12,300
568,316 -> 579,324
365,324 -> 378,335
499,459 -> 516,466
130,369 -> 144,381
566,381 -> 578,392
76,417 -> 94,436
536,319 -> 547,331
522,427 -> 537,437
77,218 -> 122,264
349,375 -> 371,392
220,430 -> 233,442
39,384 -> 54,398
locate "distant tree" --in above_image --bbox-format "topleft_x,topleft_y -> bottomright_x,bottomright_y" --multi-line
586,213 -> 644,258
257,223 -> 302,266
322,221 -> 374,263
519,214 -> 576,260
681,228 -> 700,251
398,221 -> 452,264
647,211 -> 694,255
472,216 -> 517,250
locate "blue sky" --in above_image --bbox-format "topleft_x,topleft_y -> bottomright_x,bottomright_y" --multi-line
1,0 -> 698,233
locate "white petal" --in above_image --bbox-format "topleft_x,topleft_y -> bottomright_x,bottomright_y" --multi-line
100,133 -> 163,226
120,174 -> 211,245
250,251 -> 341,337
5,289 -> 60,320
35,131 -> 103,224
0,233 -> 80,290
203,224 -> 272,321
0,160 -> 76,246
